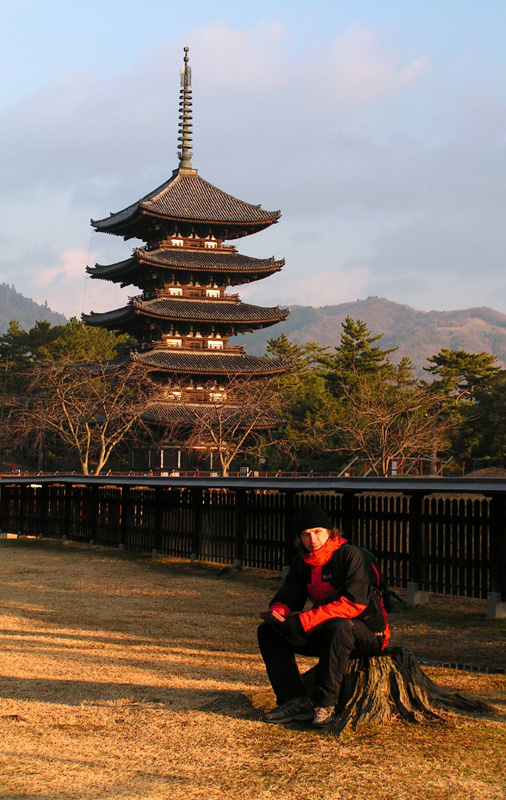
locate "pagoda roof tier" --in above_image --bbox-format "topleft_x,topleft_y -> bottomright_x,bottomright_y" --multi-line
83,297 -> 288,331
91,168 -> 280,242
88,248 -> 284,287
143,402 -> 282,428
131,349 -> 290,376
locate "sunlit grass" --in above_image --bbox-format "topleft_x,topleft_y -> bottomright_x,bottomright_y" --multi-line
0,538 -> 505,800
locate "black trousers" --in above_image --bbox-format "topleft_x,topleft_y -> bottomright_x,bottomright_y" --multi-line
257,617 -> 382,707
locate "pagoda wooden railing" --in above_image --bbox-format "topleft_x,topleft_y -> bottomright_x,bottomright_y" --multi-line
1,475 -> 505,617
152,288 -> 241,302
159,238 -> 237,252
152,340 -> 245,354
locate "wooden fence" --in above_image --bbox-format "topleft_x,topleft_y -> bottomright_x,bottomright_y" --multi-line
1,475 -> 505,617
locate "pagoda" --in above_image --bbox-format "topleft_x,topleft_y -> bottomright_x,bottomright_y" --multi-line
83,47 -> 288,466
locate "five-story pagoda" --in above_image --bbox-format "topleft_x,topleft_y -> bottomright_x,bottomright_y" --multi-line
83,48 -> 288,468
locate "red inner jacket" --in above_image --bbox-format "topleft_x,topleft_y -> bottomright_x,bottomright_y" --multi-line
270,536 -> 390,648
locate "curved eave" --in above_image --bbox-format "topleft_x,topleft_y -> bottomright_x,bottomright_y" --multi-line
132,298 -> 289,328
82,306 -> 132,328
136,249 -> 285,273
92,209 -> 278,240
86,258 -> 135,283
82,300 -> 289,332
143,403 -> 283,428
87,251 -> 285,285
131,350 -> 290,377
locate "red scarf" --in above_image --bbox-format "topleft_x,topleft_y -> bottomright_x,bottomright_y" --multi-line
302,535 -> 344,566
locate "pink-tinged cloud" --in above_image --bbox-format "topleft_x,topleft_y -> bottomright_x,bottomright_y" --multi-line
322,27 -> 430,105
32,249 -> 127,318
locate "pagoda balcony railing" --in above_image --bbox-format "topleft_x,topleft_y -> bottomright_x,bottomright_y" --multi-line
152,288 -> 240,302
171,389 -> 227,402
152,340 -> 246,354
158,238 -> 237,252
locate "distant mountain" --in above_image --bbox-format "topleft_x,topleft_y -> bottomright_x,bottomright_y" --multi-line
233,296 -> 506,375
0,284 -> 67,332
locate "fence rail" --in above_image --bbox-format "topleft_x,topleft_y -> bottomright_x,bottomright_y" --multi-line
1,475 -> 505,617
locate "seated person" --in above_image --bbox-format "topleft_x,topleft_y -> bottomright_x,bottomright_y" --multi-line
257,502 -> 390,727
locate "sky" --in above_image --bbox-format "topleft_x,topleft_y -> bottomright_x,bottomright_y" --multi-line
2,0 -> 506,319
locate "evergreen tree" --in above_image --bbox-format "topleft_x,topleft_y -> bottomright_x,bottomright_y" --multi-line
265,335 -> 339,472
424,348 -> 501,471
321,317 -> 398,398
456,370 -> 506,470
331,316 -> 397,373
426,348 -> 500,401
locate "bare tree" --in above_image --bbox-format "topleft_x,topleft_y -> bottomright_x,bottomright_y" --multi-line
330,367 -> 451,477
173,375 -> 285,476
3,358 -> 160,474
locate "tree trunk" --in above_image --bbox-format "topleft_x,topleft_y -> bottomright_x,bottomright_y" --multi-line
248,646 -> 491,736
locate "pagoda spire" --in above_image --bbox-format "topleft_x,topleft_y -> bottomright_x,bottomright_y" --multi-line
178,46 -> 193,169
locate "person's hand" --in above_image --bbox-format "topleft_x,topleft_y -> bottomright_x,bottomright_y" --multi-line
276,613 -> 307,647
260,612 -> 307,646
259,609 -> 286,623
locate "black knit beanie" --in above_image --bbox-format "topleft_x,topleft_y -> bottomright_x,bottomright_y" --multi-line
295,502 -> 332,535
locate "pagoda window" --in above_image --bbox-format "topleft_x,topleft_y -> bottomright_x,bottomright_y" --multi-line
204,240 -> 217,249
208,339 -> 224,350
166,338 -> 182,348
209,391 -> 225,401
169,287 -> 183,296
171,237 -> 184,246
206,289 -> 220,298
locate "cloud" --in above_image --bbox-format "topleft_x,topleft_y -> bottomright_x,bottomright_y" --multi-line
320,27 -> 430,106
30,248 -> 127,318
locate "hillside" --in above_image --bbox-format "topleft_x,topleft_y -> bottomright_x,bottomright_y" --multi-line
0,283 -> 67,332
232,297 -> 506,375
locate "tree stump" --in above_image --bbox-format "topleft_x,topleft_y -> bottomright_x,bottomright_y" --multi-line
248,646 -> 492,736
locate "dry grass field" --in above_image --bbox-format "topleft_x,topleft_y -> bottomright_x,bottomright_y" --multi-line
0,537 -> 505,800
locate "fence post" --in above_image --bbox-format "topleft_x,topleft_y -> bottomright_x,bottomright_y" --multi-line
62,482 -> 72,542
190,487 -> 202,562
39,482 -> 49,539
152,486 -> 162,556
487,494 -> 506,618
17,483 -> 25,536
89,484 -> 99,546
119,485 -> 129,550
233,488 -> 247,568
406,492 -> 427,605
283,491 -> 296,575
340,489 -> 355,539
0,483 -> 5,533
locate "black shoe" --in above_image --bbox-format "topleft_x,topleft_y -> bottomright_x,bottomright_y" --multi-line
263,696 -> 314,724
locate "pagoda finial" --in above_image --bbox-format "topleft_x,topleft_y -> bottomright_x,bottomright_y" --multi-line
178,46 -> 193,169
